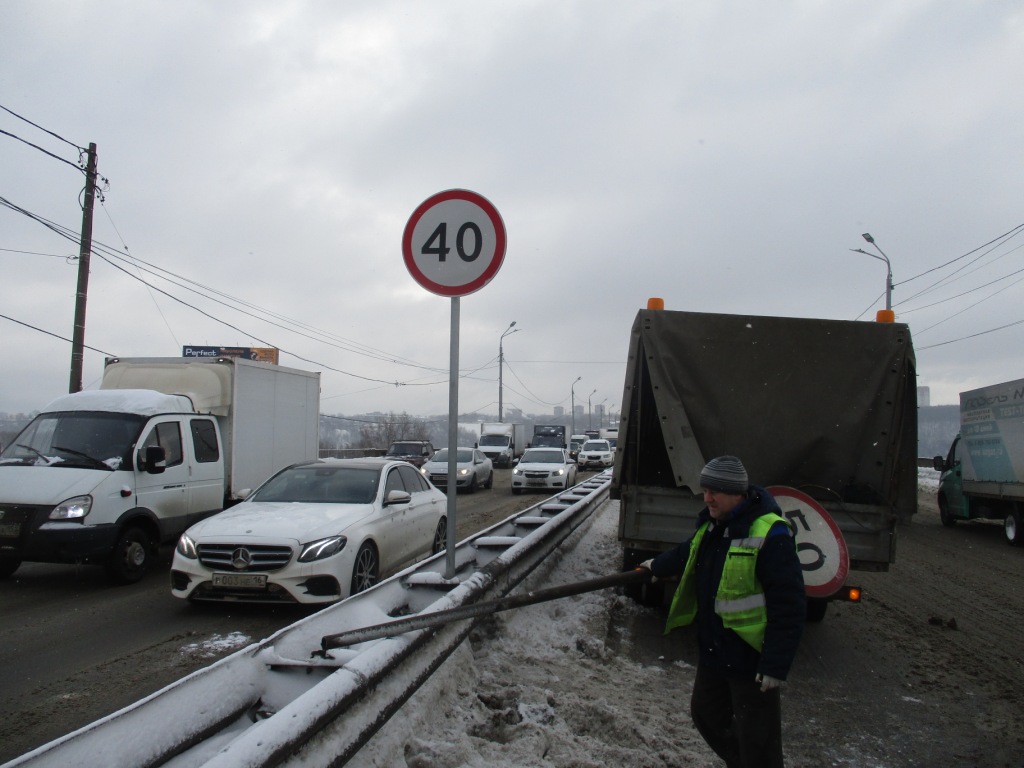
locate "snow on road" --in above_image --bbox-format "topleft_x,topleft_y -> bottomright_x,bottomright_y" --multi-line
353,500 -> 718,767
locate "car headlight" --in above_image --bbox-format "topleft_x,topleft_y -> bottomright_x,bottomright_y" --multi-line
458,468 -> 470,476
50,495 -> 92,520
513,467 -> 522,475
176,533 -> 198,559
299,535 -> 347,562
554,468 -> 565,476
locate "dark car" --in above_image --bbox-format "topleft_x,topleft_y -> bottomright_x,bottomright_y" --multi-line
384,440 -> 435,468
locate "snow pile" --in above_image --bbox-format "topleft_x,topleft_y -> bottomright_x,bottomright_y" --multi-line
353,501 -> 717,767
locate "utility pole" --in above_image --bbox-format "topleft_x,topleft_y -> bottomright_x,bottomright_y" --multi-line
69,142 -> 98,393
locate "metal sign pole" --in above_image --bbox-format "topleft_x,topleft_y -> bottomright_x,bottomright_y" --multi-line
445,296 -> 459,578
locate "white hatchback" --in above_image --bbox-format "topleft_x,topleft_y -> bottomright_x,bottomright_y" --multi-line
170,458 -> 447,604
421,447 -> 494,492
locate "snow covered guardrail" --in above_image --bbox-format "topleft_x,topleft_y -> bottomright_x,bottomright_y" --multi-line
3,472 -> 613,768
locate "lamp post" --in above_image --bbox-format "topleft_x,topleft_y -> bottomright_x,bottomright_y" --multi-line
498,321 -> 519,422
850,232 -> 893,312
570,376 -> 582,436
587,389 -> 597,431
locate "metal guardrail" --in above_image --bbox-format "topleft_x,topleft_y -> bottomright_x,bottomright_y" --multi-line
5,472 -> 613,768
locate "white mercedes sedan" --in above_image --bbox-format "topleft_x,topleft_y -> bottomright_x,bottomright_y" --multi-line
170,458 -> 447,604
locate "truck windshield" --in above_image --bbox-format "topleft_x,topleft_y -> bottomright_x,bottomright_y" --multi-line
479,435 -> 510,447
0,411 -> 145,470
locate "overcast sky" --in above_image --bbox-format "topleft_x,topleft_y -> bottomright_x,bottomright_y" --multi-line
3,1 -> 1022,421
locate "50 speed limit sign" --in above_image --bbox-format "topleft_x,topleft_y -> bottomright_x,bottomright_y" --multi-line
766,485 -> 850,599
402,189 -> 507,297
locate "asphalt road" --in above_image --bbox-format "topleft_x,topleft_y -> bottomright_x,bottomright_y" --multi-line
0,467 -> 541,763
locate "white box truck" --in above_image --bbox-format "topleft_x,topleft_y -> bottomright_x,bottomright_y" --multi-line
0,356 -> 320,582
933,377 -> 1024,545
478,422 -> 526,467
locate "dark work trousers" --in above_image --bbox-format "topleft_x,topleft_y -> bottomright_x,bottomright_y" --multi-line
691,665 -> 784,768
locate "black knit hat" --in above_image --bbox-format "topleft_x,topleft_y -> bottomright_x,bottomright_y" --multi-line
699,455 -> 748,494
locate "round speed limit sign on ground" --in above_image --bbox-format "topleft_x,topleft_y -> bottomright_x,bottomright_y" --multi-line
402,189 -> 506,297
766,485 -> 850,599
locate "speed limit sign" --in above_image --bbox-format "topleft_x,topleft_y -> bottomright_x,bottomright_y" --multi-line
402,189 -> 507,297
766,485 -> 850,598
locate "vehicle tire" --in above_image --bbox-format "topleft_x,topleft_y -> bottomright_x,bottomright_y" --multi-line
467,473 -> 478,494
106,525 -> 154,584
806,598 -> 829,623
0,558 -> 21,579
432,517 -> 448,555
938,496 -> 956,527
512,487 -> 522,495
1005,510 -> 1024,546
484,471 -> 493,489
350,542 -> 380,595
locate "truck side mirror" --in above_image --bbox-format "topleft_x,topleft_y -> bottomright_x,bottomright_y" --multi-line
144,445 -> 167,475
932,456 -> 946,472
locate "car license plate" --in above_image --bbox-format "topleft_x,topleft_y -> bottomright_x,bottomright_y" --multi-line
527,479 -> 546,486
0,523 -> 19,537
212,572 -> 267,589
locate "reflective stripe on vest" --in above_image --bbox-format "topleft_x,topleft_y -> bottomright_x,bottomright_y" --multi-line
664,512 -> 792,652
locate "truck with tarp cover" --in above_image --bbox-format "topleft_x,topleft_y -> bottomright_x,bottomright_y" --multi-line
611,304 -> 918,618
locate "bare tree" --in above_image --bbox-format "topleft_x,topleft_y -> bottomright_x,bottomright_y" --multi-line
357,412 -> 429,450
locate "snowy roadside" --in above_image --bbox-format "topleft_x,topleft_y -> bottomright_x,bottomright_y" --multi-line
353,500 -> 717,767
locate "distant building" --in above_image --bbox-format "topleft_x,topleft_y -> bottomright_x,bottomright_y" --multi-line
917,386 -> 931,407
553,406 -> 564,418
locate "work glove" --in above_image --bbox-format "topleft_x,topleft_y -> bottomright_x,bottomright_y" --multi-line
755,673 -> 783,693
637,559 -> 657,582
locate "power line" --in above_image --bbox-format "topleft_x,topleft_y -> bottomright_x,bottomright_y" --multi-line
0,312 -> 117,356
0,103 -> 85,152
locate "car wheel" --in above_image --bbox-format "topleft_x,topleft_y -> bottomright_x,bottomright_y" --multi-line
806,598 -> 829,622
938,496 -> 956,527
0,558 -> 21,579
106,525 -> 154,584
467,472 -> 478,494
432,517 -> 448,555
350,543 -> 380,595
485,471 -> 493,489
512,487 -> 522,495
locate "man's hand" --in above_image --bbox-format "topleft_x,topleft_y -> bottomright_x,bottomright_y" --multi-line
755,673 -> 783,692
637,559 -> 656,582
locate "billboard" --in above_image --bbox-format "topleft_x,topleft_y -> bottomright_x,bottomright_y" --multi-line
182,346 -> 279,364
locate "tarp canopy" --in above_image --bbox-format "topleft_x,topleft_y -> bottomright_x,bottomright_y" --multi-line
611,309 -> 918,514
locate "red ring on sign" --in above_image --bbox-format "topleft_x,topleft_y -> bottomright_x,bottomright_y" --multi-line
402,189 -> 507,297
766,485 -> 850,598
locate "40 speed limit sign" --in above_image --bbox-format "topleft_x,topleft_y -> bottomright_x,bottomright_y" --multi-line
766,485 -> 850,599
402,189 -> 507,297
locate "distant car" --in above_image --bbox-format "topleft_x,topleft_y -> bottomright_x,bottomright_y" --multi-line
422,447 -> 494,493
577,439 -> 614,470
170,458 -> 447,604
511,448 -> 578,494
568,435 -> 589,461
384,440 -> 435,468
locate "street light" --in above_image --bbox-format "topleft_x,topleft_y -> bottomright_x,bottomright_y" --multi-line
498,321 -> 519,422
587,389 -> 597,431
570,376 -> 582,436
850,232 -> 893,313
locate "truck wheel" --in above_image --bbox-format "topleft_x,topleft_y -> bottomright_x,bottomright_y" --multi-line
107,525 -> 154,584
432,517 -> 447,555
806,598 -> 829,622
0,558 -> 21,579
1005,510 -> 1024,546
350,543 -> 379,595
938,497 -> 956,528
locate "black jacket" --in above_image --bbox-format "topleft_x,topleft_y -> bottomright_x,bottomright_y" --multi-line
650,485 -> 806,680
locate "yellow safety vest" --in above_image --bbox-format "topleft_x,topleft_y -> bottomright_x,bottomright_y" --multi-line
664,512 -> 791,651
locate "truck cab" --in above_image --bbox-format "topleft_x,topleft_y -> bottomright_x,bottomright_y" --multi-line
0,390 -> 225,583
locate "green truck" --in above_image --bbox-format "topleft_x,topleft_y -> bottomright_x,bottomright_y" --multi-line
933,377 -> 1024,545
611,304 -> 919,618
